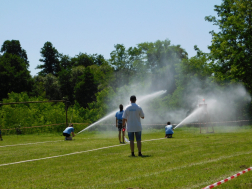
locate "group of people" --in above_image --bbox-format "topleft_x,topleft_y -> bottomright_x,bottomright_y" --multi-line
62,95 -> 174,157
115,95 -> 145,157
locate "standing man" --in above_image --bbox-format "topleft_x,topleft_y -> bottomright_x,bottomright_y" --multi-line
115,104 -> 125,143
123,95 -> 145,157
63,124 -> 75,140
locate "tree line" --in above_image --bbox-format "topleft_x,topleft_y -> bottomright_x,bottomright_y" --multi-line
0,0 -> 252,131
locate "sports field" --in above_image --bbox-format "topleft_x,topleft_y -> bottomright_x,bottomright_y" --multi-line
0,126 -> 252,189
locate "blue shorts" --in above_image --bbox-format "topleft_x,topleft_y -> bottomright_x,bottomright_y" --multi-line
128,131 -> 141,141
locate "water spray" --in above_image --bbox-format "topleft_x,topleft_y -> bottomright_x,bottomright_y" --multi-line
174,98 -> 214,133
174,98 -> 206,130
77,90 -> 167,134
173,107 -> 203,130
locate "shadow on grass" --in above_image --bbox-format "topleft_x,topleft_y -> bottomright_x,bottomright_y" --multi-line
139,155 -> 151,158
128,155 -> 151,158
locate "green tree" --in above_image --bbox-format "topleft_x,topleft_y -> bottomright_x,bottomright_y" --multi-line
59,54 -> 73,71
30,75 -> 46,98
43,74 -> 62,100
172,49 -> 212,109
205,0 -> 252,92
58,69 -> 74,103
89,63 -> 114,91
136,40 -> 188,93
0,53 -> 32,100
71,53 -> 94,67
109,44 -> 136,88
0,40 -> 29,67
90,54 -> 106,66
0,40 -> 32,101
36,42 -> 60,76
74,67 -> 98,108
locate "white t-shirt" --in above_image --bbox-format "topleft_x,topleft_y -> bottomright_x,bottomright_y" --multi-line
122,103 -> 144,132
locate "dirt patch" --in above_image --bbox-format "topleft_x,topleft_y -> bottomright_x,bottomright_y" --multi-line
240,183 -> 252,188
204,168 -> 212,170
240,165 -> 248,169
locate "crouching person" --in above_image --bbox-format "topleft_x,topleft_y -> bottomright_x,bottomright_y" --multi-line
165,122 -> 174,138
63,124 -> 75,140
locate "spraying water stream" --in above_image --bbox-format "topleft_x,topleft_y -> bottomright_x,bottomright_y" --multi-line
77,90 -> 167,134
174,106 -> 203,130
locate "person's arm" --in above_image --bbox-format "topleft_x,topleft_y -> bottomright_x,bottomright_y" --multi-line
116,118 -> 118,127
140,108 -> 144,119
123,118 -> 127,126
72,132 -> 75,137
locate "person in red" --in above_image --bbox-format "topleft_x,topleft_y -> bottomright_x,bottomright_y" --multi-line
115,104 -> 125,143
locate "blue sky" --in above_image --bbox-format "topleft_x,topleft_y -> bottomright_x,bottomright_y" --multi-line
1,0 -> 222,76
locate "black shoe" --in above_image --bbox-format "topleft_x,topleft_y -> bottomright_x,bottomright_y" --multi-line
138,152 -> 142,156
131,154 -> 135,157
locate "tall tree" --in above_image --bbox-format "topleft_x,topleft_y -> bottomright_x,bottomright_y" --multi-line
109,44 -> 134,88
59,54 -> 73,71
205,0 -> 252,92
43,74 -> 62,100
36,42 -> 60,76
71,53 -> 94,67
58,69 -> 74,103
0,40 -> 29,67
90,54 -> 106,66
137,40 -> 188,93
0,53 -> 32,100
74,67 -> 98,108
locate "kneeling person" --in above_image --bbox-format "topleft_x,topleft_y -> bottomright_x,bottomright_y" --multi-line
63,124 -> 75,140
165,122 -> 174,138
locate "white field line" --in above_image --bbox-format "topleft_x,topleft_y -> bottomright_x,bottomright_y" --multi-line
107,150 -> 252,187
79,150 -> 252,189
0,138 -> 165,167
0,137 -> 160,148
1,136 -> 251,174
0,140 -> 64,148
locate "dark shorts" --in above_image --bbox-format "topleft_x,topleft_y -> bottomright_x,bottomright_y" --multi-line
63,133 -> 70,137
128,131 -> 141,141
118,123 -> 125,131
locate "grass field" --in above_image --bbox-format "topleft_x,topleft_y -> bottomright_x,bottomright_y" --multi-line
1,126 -> 252,189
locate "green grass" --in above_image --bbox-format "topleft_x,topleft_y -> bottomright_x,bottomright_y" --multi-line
1,126 -> 252,189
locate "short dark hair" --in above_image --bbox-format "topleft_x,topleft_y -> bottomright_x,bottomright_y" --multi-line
119,104 -> 123,111
130,95 -> 136,102
167,122 -> 170,125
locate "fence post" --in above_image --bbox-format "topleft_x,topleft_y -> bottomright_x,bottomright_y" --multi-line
64,100 -> 69,128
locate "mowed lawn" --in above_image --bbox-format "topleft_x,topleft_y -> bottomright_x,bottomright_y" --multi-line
0,126 -> 252,189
